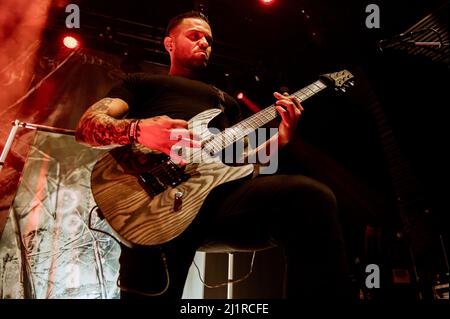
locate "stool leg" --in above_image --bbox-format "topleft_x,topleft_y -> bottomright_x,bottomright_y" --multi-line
227,253 -> 234,299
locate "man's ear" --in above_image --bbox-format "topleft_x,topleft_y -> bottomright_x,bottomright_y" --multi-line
164,37 -> 173,52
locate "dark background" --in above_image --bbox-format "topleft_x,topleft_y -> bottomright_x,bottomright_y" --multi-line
3,0 -> 449,299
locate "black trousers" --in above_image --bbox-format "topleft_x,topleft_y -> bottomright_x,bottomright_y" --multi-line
119,174 -> 351,300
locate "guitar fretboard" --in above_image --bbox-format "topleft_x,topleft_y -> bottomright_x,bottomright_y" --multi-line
205,79 -> 328,154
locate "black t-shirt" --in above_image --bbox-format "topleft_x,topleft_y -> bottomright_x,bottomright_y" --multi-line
107,73 -> 241,131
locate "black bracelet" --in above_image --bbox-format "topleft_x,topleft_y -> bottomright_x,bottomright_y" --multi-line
128,120 -> 140,144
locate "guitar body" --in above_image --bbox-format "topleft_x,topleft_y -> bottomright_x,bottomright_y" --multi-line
91,109 -> 254,247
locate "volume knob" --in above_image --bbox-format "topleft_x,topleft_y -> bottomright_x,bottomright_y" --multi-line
173,191 -> 184,212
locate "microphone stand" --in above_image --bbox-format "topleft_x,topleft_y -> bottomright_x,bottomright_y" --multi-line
378,28 -> 447,52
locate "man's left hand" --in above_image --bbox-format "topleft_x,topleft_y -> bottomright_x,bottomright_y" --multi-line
274,91 -> 303,147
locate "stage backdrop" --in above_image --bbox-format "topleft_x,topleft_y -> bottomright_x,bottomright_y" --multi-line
0,130 -> 119,298
0,39 -> 206,299
0,127 -> 207,299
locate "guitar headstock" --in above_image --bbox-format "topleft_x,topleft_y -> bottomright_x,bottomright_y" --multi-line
320,70 -> 355,92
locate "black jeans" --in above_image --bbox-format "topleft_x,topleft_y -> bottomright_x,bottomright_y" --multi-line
119,174 -> 351,300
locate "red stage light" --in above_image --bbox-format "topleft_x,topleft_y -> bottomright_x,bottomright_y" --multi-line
63,36 -> 79,49
237,92 -> 244,100
260,0 -> 274,5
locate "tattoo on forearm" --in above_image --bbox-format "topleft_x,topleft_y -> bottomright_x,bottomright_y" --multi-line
75,98 -> 131,146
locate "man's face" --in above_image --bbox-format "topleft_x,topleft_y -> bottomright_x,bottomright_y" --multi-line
169,18 -> 213,70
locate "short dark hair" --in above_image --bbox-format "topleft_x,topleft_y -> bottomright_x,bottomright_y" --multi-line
165,11 -> 210,36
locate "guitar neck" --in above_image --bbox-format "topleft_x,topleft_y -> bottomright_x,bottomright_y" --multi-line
206,79 -> 328,153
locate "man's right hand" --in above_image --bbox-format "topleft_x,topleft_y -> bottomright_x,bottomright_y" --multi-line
137,115 -> 200,164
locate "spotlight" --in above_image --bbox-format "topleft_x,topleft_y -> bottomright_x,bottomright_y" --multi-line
63,35 -> 79,49
260,0 -> 275,5
236,93 -> 262,113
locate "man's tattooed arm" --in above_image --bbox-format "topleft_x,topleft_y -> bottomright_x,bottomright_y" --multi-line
75,97 -> 132,147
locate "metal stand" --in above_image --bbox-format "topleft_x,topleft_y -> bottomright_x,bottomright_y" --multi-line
0,120 -> 75,173
0,120 -> 20,173
227,253 -> 234,299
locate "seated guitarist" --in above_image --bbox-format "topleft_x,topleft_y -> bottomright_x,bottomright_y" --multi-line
75,11 -> 351,300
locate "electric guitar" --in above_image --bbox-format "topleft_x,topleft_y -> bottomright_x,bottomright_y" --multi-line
91,70 -> 354,247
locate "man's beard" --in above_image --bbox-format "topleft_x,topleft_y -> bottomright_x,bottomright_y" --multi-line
187,56 -> 209,69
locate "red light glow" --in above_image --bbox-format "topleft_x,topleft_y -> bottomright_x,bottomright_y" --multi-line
260,0 -> 274,5
237,92 -> 244,100
63,36 -> 79,49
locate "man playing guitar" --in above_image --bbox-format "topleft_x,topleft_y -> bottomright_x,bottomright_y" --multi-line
75,11 -> 351,300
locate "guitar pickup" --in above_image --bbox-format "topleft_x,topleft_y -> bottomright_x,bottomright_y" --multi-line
138,172 -> 167,197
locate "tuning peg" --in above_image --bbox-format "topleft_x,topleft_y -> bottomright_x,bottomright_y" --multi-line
340,87 -> 346,92
348,81 -> 355,86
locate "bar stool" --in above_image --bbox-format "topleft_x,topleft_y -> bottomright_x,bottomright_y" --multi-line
196,240 -> 278,299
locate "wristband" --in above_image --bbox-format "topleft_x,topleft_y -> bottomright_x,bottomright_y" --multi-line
128,120 -> 140,144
